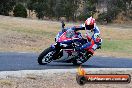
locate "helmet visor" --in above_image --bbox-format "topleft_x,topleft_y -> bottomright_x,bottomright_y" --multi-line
85,25 -> 94,30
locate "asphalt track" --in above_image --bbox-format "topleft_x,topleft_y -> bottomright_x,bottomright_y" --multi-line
0,52 -> 132,71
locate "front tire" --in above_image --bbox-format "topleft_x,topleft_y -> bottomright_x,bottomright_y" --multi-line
38,47 -> 55,65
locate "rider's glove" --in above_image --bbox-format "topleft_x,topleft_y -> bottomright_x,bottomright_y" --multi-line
96,38 -> 102,49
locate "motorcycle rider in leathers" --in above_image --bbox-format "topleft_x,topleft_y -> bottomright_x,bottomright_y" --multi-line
62,17 -> 102,54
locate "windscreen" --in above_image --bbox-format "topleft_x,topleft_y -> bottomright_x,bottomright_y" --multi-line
66,29 -> 75,38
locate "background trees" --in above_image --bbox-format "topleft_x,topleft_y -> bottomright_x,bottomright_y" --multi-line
77,0 -> 97,21
13,4 -> 27,18
97,0 -> 131,23
33,0 -> 47,19
0,0 -> 131,22
0,0 -> 16,16
54,0 -> 65,20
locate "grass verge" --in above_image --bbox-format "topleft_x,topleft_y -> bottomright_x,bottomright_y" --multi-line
0,16 -> 131,58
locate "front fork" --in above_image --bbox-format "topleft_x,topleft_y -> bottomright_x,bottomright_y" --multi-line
50,43 -> 63,60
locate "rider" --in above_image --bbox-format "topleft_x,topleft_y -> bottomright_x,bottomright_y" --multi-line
69,16 -> 102,54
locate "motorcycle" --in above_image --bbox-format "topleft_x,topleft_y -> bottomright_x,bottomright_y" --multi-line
38,22 -> 94,65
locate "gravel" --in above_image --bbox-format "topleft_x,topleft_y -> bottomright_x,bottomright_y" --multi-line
0,68 -> 132,88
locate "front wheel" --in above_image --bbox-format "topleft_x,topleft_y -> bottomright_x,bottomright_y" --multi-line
38,47 -> 55,65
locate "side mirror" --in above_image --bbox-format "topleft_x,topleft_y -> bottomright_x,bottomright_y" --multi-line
61,21 -> 65,29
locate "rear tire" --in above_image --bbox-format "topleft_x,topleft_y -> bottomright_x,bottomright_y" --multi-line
38,47 -> 55,65
72,52 -> 93,66
72,60 -> 82,66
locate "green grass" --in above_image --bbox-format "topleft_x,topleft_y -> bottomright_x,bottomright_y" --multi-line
102,39 -> 132,54
11,27 -> 56,37
0,20 -> 132,57
0,23 -> 56,37
1,23 -> 132,54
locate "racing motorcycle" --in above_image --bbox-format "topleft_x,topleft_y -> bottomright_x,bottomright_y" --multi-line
38,23 -> 94,65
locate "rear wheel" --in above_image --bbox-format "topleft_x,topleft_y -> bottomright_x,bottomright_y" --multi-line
38,47 -> 55,65
72,60 -> 82,66
72,52 -> 92,66
72,56 -> 84,66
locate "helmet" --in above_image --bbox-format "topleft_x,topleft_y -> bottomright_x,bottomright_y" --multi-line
85,17 -> 95,30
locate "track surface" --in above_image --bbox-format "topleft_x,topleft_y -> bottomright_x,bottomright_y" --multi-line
0,52 -> 132,71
